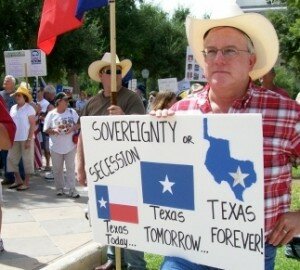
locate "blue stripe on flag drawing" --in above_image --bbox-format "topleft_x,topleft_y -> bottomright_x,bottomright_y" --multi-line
95,185 -> 110,219
141,161 -> 194,210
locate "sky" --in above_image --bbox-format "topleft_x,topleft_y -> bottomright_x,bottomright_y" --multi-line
144,0 -> 214,17
143,1 -> 269,16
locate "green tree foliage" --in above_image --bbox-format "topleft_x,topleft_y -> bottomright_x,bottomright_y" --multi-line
84,2 -> 188,91
0,0 -> 188,92
0,0 -> 42,75
266,0 -> 300,97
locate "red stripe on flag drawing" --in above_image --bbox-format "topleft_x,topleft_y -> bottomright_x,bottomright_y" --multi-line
110,204 -> 139,224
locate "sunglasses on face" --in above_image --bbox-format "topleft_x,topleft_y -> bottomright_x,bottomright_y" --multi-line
101,69 -> 122,75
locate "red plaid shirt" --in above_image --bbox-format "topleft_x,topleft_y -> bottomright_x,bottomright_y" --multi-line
171,82 -> 300,235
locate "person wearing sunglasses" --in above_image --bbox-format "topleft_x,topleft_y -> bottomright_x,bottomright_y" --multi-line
77,52 -> 146,270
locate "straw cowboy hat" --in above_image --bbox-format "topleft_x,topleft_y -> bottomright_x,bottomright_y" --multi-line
11,86 -> 32,102
185,1 -> 279,80
19,81 -> 32,91
88,52 -> 132,82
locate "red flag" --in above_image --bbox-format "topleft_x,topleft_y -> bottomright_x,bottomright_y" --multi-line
37,0 -> 83,55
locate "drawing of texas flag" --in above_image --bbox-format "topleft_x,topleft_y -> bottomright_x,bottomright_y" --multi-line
141,161 -> 195,210
95,185 -> 139,224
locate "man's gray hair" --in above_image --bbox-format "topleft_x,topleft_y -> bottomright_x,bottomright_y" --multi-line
244,34 -> 255,54
4,75 -> 16,86
44,84 -> 56,94
204,26 -> 255,54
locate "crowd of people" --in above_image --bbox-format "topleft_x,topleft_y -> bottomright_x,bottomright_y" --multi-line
0,1 -> 300,269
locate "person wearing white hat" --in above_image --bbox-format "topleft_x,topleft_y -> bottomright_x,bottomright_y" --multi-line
77,52 -> 146,270
155,2 -> 300,270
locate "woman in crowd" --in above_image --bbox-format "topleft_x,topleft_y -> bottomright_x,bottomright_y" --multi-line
151,90 -> 177,111
146,91 -> 157,112
43,92 -> 80,198
7,86 -> 35,191
75,90 -> 87,115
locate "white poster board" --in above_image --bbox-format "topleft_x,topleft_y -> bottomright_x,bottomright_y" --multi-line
81,114 -> 264,270
4,49 -> 47,78
128,79 -> 137,91
158,78 -> 178,93
178,79 -> 191,92
185,46 -> 206,82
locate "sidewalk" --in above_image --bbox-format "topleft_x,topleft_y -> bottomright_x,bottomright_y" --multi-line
0,171 -> 103,270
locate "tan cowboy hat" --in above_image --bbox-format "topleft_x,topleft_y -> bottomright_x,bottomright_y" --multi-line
88,52 -> 132,82
185,1 -> 279,80
11,86 -> 32,102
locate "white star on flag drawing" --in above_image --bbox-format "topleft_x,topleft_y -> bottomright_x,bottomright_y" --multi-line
159,175 -> 175,194
229,166 -> 249,188
99,197 -> 107,208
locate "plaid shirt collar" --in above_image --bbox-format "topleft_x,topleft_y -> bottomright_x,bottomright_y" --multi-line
197,79 -> 256,113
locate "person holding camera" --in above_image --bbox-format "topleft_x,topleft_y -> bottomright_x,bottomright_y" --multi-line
43,92 -> 80,198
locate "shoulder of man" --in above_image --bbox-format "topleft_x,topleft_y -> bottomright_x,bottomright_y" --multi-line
85,92 -> 102,106
80,92 -> 102,116
119,87 -> 141,100
69,107 -> 79,115
119,87 -> 146,114
254,84 -> 299,108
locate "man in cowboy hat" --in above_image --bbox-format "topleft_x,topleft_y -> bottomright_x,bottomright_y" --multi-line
153,2 -> 300,270
77,52 -> 146,270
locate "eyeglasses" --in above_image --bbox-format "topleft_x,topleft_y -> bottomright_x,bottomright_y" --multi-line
101,69 -> 122,75
201,47 -> 250,60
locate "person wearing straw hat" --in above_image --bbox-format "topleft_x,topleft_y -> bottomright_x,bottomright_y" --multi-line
77,52 -> 146,270
153,1 -> 300,270
7,86 -> 36,191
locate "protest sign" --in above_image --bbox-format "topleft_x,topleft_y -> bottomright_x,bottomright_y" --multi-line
81,114 -> 264,270
185,46 -> 206,82
128,79 -> 137,91
4,49 -> 47,78
158,78 -> 178,93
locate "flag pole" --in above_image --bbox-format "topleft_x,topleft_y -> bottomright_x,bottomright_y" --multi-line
109,0 -> 121,268
24,63 -> 29,90
109,0 -> 117,106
